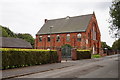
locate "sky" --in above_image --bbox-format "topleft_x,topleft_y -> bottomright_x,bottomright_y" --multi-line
0,0 -> 115,47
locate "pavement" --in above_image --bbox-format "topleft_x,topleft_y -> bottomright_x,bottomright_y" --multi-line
1,54 -> 119,79
2,61 -> 74,79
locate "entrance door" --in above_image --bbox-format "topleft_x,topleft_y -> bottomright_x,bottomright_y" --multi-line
62,45 -> 72,59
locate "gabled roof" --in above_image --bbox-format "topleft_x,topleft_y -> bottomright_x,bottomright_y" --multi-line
0,37 -> 32,48
37,14 -> 93,35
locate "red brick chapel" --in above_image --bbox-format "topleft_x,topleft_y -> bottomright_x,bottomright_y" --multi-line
35,12 -> 101,54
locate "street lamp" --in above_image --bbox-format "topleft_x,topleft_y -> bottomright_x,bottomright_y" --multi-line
115,33 -> 118,54
49,26 -> 53,63
50,26 -> 53,51
104,48 -> 108,55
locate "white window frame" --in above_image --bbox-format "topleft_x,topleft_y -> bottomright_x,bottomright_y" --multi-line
66,34 -> 70,42
56,35 -> 60,42
47,35 -> 50,42
77,33 -> 81,41
39,36 -> 42,42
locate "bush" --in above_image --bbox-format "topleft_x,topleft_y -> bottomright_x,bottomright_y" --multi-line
1,48 -> 58,70
77,50 -> 91,60
92,54 -> 101,58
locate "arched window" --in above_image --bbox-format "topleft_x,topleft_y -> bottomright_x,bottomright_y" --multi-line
66,34 -> 70,42
47,35 -> 50,42
93,23 -> 97,40
77,33 -> 81,41
39,36 -> 42,42
56,35 -> 60,42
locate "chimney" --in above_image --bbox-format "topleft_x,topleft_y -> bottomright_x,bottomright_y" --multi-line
45,19 -> 47,23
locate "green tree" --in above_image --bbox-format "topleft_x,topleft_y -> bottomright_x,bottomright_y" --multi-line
0,25 -> 9,37
101,42 -> 111,49
109,0 -> 120,38
2,26 -> 17,37
112,39 -> 120,50
16,33 -> 34,48
0,25 -> 34,48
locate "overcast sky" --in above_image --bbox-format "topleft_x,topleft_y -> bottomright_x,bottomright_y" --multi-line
0,0 -> 115,46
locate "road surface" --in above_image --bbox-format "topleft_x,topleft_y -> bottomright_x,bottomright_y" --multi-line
16,54 -> 119,78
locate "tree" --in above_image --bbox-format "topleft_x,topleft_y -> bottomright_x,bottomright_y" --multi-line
109,0 -> 120,38
16,33 -> 34,48
1,25 -> 17,37
0,25 -> 9,37
101,42 -> 111,50
0,25 -> 35,48
112,38 -> 120,50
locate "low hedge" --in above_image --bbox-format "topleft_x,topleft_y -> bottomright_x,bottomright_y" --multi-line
77,50 -> 91,60
1,48 -> 58,70
92,54 -> 101,58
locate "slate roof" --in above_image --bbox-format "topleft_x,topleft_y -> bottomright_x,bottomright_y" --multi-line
0,37 -> 32,48
37,14 -> 93,35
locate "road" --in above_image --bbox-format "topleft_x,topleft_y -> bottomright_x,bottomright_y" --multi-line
16,54 -> 119,78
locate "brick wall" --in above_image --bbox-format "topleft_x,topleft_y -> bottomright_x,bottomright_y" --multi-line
35,14 -> 101,54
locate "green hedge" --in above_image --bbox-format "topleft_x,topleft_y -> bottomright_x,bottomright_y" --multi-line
77,50 -> 91,60
1,48 -> 58,70
92,54 -> 101,58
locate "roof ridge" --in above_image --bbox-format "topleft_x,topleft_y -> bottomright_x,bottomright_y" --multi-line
1,37 -> 25,41
37,13 -> 94,35
71,13 -> 93,18
47,13 -> 93,21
